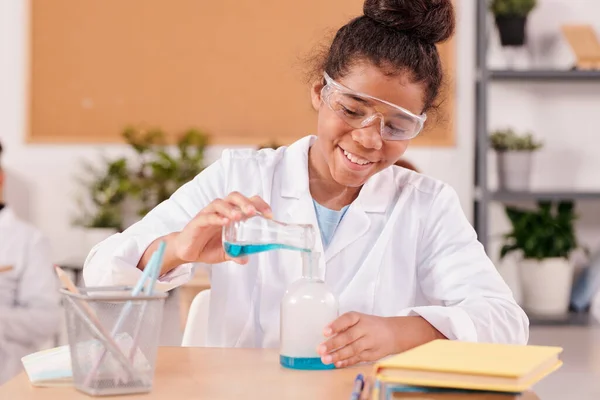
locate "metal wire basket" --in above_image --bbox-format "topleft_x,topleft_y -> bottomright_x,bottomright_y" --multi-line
61,286 -> 167,396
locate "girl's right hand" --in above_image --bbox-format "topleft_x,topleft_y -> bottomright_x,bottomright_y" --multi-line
172,192 -> 273,265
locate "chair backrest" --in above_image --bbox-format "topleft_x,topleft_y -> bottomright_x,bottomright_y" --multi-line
181,289 -> 210,347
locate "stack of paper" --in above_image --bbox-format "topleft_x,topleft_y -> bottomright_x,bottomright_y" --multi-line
21,345 -> 73,387
21,333 -> 151,387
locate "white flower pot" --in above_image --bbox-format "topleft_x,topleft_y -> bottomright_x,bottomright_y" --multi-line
497,151 -> 532,191
519,257 -> 574,316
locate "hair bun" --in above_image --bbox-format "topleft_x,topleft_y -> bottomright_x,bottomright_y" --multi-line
363,0 -> 455,44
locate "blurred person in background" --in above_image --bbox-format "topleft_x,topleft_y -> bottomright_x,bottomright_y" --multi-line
593,291 -> 600,323
0,140 -> 61,385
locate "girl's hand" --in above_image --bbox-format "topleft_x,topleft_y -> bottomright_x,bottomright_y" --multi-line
139,192 -> 273,275
316,312 -> 398,368
317,312 -> 446,368
172,191 -> 272,265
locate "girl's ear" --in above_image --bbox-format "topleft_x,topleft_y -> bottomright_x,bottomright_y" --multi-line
310,80 -> 324,111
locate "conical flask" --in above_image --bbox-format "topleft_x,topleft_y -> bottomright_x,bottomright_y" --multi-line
222,214 -> 315,257
280,251 -> 338,370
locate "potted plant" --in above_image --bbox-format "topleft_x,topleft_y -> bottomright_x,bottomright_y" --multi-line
490,128 -> 542,191
122,126 -> 210,217
489,0 -> 537,46
500,201 -> 579,316
72,126 -> 210,260
72,156 -> 131,259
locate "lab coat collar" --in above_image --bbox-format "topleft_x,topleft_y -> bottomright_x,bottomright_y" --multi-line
280,135 -> 396,214
280,135 -> 313,200
280,135 -> 398,265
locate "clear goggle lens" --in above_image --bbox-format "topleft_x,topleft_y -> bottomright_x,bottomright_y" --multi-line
321,73 -> 426,141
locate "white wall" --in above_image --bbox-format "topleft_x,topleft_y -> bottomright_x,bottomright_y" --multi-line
2,0 -> 600,297
484,0 -> 600,300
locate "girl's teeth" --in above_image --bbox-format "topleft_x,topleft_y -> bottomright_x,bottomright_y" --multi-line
343,149 -> 370,165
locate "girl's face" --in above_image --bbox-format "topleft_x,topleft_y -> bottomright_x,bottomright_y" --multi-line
310,62 -> 426,188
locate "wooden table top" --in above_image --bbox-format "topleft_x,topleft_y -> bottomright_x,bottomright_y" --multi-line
0,347 -> 540,399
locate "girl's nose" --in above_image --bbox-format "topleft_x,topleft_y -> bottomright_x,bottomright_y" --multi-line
351,125 -> 383,150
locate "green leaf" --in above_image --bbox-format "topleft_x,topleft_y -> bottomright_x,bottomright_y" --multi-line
489,128 -> 542,151
499,200 -> 579,261
490,0 -> 537,16
73,126 -> 210,229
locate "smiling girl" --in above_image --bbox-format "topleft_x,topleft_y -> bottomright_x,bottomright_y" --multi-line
84,0 -> 529,368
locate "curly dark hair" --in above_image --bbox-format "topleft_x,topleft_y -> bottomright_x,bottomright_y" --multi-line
311,0 -> 455,114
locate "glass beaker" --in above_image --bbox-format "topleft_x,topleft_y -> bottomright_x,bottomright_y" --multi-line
280,251 -> 338,370
222,214 -> 316,258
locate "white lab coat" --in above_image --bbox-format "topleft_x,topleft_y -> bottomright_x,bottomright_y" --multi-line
0,207 -> 61,385
83,135 -> 529,349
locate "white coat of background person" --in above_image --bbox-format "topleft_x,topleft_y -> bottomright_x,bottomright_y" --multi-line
593,292 -> 600,323
83,0 -> 529,368
0,141 -> 61,385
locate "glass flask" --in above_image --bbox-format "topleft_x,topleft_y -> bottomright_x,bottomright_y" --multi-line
280,251 -> 338,370
222,214 -> 316,257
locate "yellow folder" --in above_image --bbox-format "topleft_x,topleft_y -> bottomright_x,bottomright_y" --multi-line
373,339 -> 563,393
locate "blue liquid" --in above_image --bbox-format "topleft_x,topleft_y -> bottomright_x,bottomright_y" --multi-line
223,242 -> 310,257
280,355 -> 336,370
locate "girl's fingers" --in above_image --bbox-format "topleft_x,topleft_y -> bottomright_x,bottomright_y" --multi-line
191,212 -> 229,229
336,354 -> 362,368
249,195 -> 273,218
338,349 -> 378,368
323,336 -> 370,365
318,324 -> 366,360
324,312 -> 362,337
209,198 -> 244,220
225,254 -> 249,265
226,191 -> 258,215
201,193 -> 272,220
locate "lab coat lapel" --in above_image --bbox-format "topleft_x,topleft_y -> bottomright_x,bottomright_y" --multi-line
325,167 -> 398,306
324,167 -> 395,263
341,180 -> 411,315
323,205 -> 369,263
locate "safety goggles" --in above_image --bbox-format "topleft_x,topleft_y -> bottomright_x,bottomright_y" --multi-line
320,72 -> 427,141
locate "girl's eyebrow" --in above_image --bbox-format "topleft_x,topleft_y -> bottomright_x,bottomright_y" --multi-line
342,89 -> 417,120
345,93 -> 371,105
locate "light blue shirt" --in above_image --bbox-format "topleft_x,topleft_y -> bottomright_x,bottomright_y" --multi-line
312,200 -> 350,249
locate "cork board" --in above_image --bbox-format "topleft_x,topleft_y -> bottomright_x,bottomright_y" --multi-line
29,0 -> 455,146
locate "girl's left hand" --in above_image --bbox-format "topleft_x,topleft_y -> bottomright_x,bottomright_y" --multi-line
316,312 -> 398,368
317,312 -> 446,368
